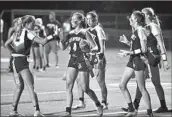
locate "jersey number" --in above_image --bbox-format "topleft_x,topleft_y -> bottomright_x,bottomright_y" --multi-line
73,42 -> 77,51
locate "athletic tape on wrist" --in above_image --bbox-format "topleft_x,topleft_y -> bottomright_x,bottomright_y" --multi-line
161,54 -> 167,61
47,35 -> 53,40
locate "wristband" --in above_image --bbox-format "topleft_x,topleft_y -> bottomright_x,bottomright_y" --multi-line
47,35 -> 53,40
161,54 -> 167,61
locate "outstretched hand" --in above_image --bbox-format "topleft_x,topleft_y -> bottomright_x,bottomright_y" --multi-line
119,34 -> 129,45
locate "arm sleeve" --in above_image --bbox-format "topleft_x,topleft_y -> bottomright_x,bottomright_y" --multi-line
96,26 -> 106,41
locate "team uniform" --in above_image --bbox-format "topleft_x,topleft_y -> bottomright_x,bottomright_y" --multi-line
11,28 -> 37,73
88,24 -> 107,70
67,29 -> 89,72
45,20 -> 61,51
145,22 -> 161,67
126,26 -> 147,71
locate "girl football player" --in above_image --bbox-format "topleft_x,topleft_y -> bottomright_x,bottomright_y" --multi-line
118,11 -> 153,117
73,11 -> 108,110
5,15 -> 53,116
59,12 -> 103,116
121,7 -> 170,113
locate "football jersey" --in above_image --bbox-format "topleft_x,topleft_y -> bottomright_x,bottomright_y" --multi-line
12,28 -> 36,56
46,20 -> 61,41
130,26 -> 147,55
88,24 -> 106,52
145,22 -> 161,55
67,29 -> 86,60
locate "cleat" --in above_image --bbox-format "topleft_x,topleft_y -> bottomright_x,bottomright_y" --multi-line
125,110 -> 137,117
72,101 -> 86,110
102,102 -> 108,110
154,106 -> 168,113
9,111 -> 24,117
121,107 -> 129,112
34,111 -> 44,117
96,105 -> 103,116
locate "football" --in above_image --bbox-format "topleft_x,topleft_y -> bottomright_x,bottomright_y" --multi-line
79,39 -> 91,53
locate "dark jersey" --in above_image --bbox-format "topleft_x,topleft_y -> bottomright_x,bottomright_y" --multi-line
46,20 -> 61,41
11,28 -> 36,56
130,26 -> 147,55
67,29 -> 87,61
145,23 -> 160,55
88,25 -> 106,53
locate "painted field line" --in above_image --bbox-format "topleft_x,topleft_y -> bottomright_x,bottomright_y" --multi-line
76,109 -> 143,116
1,82 -> 171,97
1,88 -> 119,97
108,82 -> 172,87
76,109 -> 172,116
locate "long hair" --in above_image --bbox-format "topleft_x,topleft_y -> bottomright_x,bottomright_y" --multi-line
72,12 -> 86,28
142,7 -> 161,27
86,10 -> 99,24
22,15 -> 35,27
132,10 -> 145,27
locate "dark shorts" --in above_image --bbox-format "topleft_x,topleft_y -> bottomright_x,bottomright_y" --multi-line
68,56 -> 88,72
12,56 -> 29,73
127,55 -> 146,71
147,51 -> 160,67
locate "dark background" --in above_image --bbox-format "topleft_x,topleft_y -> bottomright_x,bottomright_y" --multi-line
0,1 -> 172,49
0,1 -> 172,14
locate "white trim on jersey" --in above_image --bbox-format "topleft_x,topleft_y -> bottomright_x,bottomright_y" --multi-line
95,25 -> 106,41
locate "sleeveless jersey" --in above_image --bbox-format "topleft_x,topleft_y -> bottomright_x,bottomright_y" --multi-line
145,22 -> 161,55
67,29 -> 87,61
12,28 -> 36,56
130,26 -> 147,55
88,24 -> 106,52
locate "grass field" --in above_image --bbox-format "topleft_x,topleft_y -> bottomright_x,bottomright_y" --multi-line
1,47 -> 172,116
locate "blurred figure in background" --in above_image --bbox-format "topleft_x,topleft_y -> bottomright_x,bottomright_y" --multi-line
32,18 -> 47,71
44,11 -> 61,68
1,18 -> 4,47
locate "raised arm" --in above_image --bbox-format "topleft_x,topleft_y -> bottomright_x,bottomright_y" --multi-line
59,30 -> 69,50
27,30 -> 52,45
